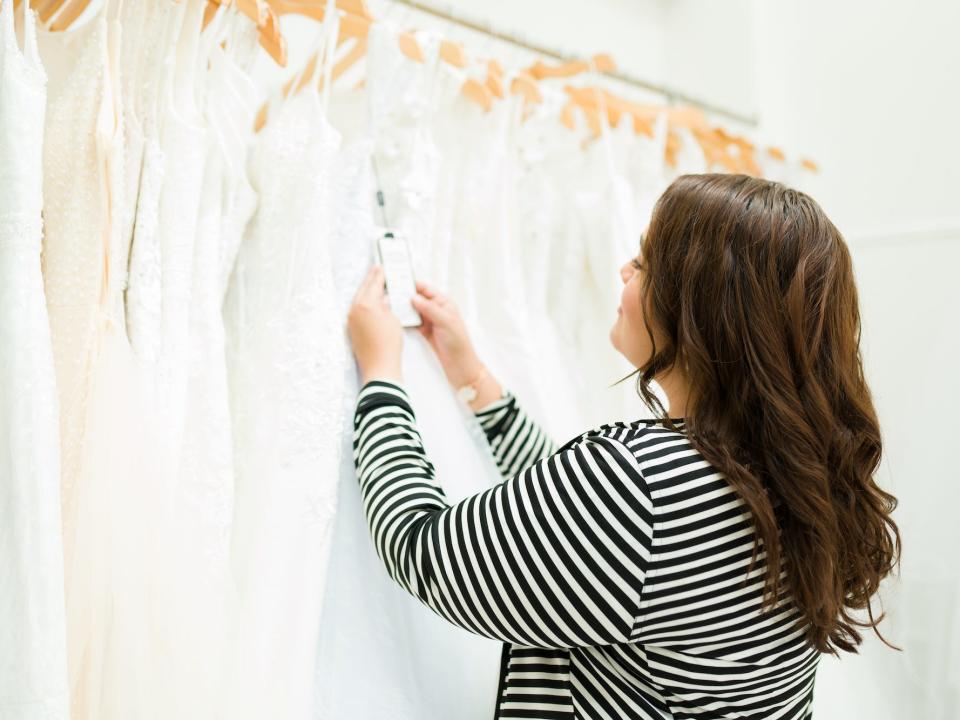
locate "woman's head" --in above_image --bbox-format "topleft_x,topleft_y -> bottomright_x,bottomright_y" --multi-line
617,173 -> 900,654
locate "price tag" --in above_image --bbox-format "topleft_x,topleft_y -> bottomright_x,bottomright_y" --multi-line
376,230 -> 422,328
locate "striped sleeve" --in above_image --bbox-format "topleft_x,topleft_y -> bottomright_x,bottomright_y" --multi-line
472,388 -> 559,481
353,379 -> 654,649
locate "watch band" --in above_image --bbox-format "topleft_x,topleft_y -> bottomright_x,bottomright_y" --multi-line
455,365 -> 488,404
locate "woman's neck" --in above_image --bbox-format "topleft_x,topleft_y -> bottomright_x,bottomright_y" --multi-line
657,367 -> 690,417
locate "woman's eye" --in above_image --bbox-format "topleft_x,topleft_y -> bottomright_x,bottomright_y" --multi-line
630,258 -> 643,271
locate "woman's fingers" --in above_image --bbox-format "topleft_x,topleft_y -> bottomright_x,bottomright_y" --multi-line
357,265 -> 384,303
414,279 -> 436,299
355,264 -> 378,298
411,293 -> 443,323
415,280 -> 451,306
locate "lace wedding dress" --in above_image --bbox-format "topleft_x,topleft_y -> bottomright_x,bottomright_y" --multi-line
224,3 -> 346,715
0,2 -> 69,716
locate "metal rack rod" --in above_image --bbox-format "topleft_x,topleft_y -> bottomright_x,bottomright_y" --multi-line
389,0 -> 759,127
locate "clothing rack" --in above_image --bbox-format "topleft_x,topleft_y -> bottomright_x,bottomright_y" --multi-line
388,0 -> 759,128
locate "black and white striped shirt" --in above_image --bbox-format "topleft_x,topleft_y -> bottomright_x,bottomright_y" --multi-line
353,379 -> 820,719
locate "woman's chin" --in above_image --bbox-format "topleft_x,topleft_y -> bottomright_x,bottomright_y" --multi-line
608,322 -> 620,352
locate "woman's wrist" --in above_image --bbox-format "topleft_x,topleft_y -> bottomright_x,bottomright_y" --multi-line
360,364 -> 403,387
445,353 -> 484,388
448,359 -> 503,411
467,372 -> 503,412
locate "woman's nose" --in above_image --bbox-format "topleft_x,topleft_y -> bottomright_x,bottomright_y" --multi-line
619,262 -> 632,284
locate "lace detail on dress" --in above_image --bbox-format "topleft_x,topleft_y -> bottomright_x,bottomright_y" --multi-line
0,215 -> 41,249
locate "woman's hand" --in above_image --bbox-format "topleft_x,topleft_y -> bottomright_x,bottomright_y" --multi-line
347,265 -> 403,385
410,280 -> 483,388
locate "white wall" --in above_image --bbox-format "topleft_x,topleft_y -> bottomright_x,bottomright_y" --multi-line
753,1 -> 960,716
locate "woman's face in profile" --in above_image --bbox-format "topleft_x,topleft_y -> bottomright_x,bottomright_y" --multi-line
610,242 -> 660,368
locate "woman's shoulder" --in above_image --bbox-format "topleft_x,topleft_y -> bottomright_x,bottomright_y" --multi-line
558,418 -> 731,502
556,417 -> 691,455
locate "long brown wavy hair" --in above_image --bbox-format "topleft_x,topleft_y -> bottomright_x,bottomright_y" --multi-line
624,173 -> 901,655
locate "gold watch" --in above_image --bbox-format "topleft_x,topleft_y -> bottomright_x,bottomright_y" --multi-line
455,365 -> 488,404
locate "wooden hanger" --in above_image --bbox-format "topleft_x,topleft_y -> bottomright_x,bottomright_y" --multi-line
559,100 -> 577,131
268,0 -> 372,21
562,85 -> 607,134
528,58 -> 589,80
46,0 -> 92,31
35,0 -> 68,25
439,38 -> 466,68
567,89 -> 732,167
664,130 -> 681,167
732,137 -> 761,176
590,53 -> 616,73
318,34 -> 367,89
800,158 -> 819,172
203,0 -> 219,29
256,3 -> 371,131
398,30 -> 424,62
708,127 -> 763,175
692,126 -> 742,172
485,59 -> 504,99
293,14 -> 371,92
525,53 -> 613,83
215,0 -> 266,25
628,102 -> 737,170
560,86 -> 608,131
510,70 -> 541,104
202,0 -> 284,64
581,103 -> 601,139
257,5 -> 287,66
462,76 -> 493,112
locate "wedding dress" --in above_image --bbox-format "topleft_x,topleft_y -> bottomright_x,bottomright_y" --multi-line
514,89 -> 590,440
569,110 -> 650,428
314,24 -> 501,720
36,0 -> 111,574
124,3 -> 169,373
40,2 -> 165,715
162,13 -> 246,714
155,0 -> 207,483
224,3 -> 345,715
0,2 -> 69,716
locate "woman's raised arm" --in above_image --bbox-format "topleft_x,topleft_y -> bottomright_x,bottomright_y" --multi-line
353,379 -> 654,650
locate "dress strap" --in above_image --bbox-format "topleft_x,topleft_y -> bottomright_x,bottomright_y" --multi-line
285,0 -> 338,107
318,0 -> 339,113
22,0 -> 41,68
0,0 -> 16,59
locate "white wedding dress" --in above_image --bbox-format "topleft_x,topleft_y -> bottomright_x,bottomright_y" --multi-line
160,10 -> 253,714
314,23 -> 502,720
566,109 -> 651,428
36,0 -> 111,578
40,2 -> 165,716
225,4 -> 345,716
0,2 -> 69,717
514,89 -> 590,440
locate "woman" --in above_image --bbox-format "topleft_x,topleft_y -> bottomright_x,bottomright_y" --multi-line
347,173 -> 901,719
